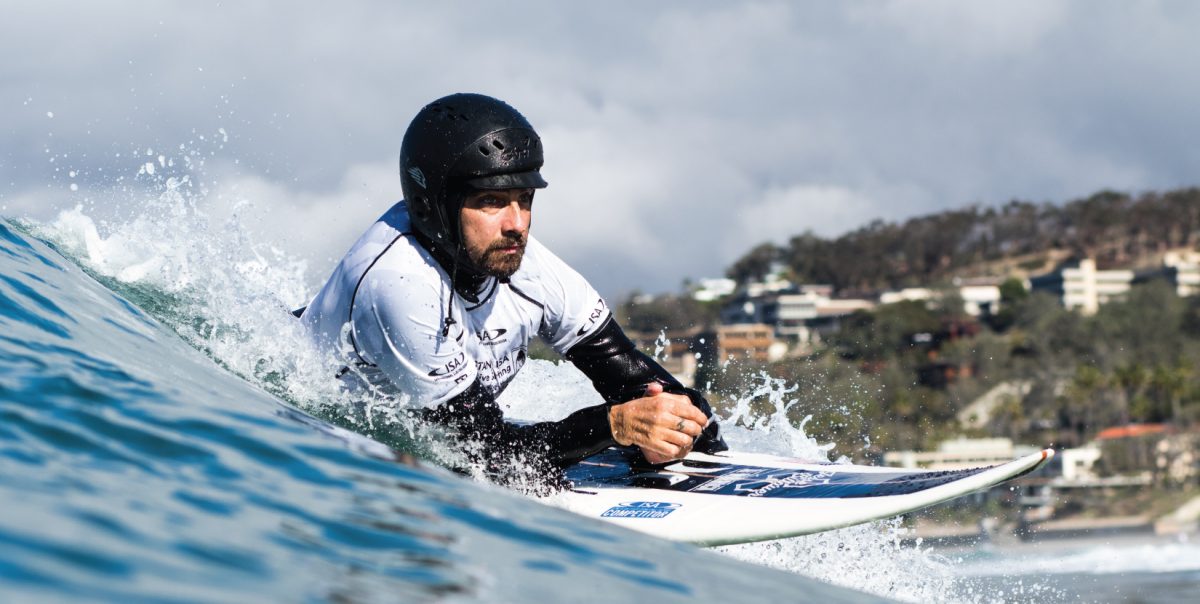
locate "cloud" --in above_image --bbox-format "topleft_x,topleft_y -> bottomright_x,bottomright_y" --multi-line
850,0 -> 1070,57
4,1 -> 1200,297
731,184 -> 879,250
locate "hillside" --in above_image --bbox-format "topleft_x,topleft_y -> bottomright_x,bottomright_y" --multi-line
726,188 -> 1200,292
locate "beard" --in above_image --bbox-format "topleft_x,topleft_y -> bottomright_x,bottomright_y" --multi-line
467,235 -> 527,278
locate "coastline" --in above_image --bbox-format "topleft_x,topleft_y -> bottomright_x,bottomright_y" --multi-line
903,493 -> 1200,547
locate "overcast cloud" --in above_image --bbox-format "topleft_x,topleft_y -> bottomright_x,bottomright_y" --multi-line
3,1 -> 1200,297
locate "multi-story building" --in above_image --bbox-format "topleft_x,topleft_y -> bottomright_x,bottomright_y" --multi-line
1030,258 -> 1133,315
958,281 -> 1003,316
1134,250 -> 1200,298
878,281 -> 1002,317
721,284 -> 872,345
690,277 -> 737,302
705,324 -> 782,364
883,437 -> 1041,471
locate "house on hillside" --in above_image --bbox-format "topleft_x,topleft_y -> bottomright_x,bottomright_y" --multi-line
878,279 -> 1003,317
1029,258 -> 1133,315
695,324 -> 786,365
883,437 -> 1041,471
1133,249 -> 1200,297
1094,423 -> 1199,486
689,277 -> 737,302
719,284 -> 873,349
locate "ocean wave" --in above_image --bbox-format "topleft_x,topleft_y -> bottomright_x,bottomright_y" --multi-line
2,215 -> 898,602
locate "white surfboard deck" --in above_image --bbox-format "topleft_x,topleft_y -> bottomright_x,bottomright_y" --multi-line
556,447 -> 1054,546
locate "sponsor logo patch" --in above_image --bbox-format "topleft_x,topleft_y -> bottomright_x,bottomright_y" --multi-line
600,501 -> 681,519
428,352 -> 467,378
475,347 -> 526,390
477,328 -> 508,346
576,298 -> 608,336
407,166 -> 427,189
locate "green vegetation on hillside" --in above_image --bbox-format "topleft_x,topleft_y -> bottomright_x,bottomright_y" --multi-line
703,279 -> 1200,464
726,188 -> 1200,291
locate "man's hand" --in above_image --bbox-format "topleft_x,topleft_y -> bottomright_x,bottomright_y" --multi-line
608,382 -> 709,464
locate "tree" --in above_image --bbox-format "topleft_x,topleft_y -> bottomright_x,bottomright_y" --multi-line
832,300 -> 941,362
726,242 -> 780,284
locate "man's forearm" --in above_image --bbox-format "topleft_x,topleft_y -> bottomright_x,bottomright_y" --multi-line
564,316 -> 728,453
423,379 -> 616,468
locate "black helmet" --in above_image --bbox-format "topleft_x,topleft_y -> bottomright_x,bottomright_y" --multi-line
399,93 -> 548,259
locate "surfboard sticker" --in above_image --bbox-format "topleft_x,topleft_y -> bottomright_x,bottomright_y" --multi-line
600,501 -> 682,519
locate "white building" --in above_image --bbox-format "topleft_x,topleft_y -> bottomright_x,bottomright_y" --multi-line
884,437 -> 1041,471
959,284 -> 1001,316
1058,446 -> 1102,482
879,287 -> 931,305
1030,258 -> 1133,315
690,278 -> 737,302
761,290 -> 822,341
878,283 -> 1001,317
1161,250 -> 1200,297
723,285 -> 873,343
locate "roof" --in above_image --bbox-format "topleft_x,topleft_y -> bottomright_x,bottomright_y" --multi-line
1094,424 -> 1171,440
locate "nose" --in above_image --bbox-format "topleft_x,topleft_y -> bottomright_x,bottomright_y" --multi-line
501,201 -> 528,233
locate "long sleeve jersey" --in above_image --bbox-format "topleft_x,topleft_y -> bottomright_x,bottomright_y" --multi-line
301,201 -> 724,471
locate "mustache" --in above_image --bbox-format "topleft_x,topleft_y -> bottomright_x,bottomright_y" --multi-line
485,235 -> 527,252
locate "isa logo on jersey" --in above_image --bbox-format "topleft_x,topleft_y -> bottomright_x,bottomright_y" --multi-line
601,501 -> 681,519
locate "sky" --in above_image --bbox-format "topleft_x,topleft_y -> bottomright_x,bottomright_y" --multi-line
3,1 -> 1200,298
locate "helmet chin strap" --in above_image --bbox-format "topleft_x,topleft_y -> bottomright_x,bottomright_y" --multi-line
440,209 -> 487,338
442,252 -> 460,338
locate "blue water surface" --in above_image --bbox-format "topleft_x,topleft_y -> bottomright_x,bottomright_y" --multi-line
0,218 -> 886,602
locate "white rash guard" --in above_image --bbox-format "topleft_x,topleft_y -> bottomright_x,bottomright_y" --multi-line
301,201 -> 610,409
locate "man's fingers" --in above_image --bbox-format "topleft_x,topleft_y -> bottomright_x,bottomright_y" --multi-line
656,424 -> 699,448
645,391 -> 708,423
645,439 -> 687,461
615,388 -> 712,463
676,417 -> 703,438
643,381 -> 664,397
678,404 -> 709,426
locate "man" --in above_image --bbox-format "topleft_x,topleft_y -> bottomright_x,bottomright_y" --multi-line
299,93 -> 725,476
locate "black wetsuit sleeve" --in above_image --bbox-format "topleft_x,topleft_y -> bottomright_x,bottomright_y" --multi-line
422,379 -> 616,470
563,316 -> 727,453
423,316 -> 727,473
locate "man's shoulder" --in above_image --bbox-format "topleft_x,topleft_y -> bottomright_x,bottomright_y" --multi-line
346,203 -> 441,278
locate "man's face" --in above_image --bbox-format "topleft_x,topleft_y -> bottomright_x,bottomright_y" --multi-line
459,188 -> 533,278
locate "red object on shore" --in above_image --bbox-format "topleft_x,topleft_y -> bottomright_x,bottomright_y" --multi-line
1094,423 -> 1172,440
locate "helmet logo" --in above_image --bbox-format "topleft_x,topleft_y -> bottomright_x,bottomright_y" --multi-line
501,146 -> 532,163
407,166 -> 427,189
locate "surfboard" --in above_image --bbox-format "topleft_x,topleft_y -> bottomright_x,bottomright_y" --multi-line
556,447 -> 1054,546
